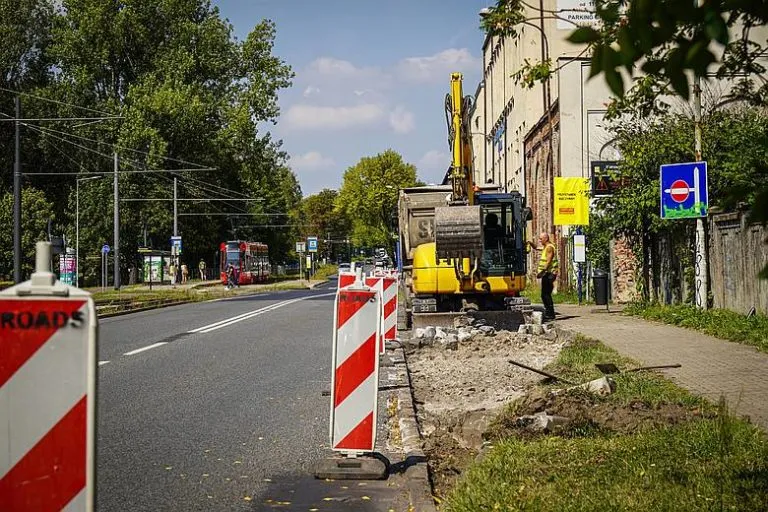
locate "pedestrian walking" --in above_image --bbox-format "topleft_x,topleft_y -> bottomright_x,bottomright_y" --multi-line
198,259 -> 206,281
527,233 -> 559,320
181,263 -> 189,284
226,264 -> 237,290
169,261 -> 177,287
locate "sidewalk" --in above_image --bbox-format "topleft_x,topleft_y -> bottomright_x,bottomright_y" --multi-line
556,304 -> 768,430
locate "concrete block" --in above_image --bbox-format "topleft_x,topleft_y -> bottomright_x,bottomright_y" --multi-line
314,455 -> 388,480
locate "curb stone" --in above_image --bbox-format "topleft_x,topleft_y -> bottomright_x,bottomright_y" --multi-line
389,342 -> 438,512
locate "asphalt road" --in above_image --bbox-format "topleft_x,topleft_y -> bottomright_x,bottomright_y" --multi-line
96,281 -> 341,511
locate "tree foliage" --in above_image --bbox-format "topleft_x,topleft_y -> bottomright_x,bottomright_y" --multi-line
0,0 -> 300,282
0,187 -> 54,280
295,189 -> 351,261
596,107 -> 768,297
336,150 -> 418,251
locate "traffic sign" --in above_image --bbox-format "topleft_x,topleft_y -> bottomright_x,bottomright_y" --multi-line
296,241 -> 306,253
101,244 -> 110,254
170,236 -> 182,255
307,236 -> 318,253
660,161 -> 708,219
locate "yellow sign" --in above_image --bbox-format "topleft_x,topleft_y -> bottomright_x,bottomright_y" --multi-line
554,177 -> 590,225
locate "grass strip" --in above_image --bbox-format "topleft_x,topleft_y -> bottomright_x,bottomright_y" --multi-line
624,302 -> 768,353
445,336 -> 768,511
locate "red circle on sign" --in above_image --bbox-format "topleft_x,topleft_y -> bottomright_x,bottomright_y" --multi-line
669,179 -> 690,203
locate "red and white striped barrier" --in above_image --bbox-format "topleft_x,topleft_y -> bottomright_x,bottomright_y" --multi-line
337,272 -> 356,290
365,276 -> 398,349
329,279 -> 381,453
0,243 -> 97,511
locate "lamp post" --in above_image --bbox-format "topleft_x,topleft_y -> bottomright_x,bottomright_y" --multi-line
76,175 -> 103,287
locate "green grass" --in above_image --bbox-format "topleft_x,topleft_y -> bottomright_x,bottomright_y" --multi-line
445,336 -> 768,511
624,302 -> 768,353
311,264 -> 338,281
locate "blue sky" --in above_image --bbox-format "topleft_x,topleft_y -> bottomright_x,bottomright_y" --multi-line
214,0 -> 492,195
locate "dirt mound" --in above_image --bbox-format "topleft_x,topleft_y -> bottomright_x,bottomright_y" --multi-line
486,387 -> 714,441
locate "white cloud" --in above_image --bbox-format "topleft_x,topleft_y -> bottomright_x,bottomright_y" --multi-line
389,105 -> 415,134
284,103 -> 385,130
303,86 -> 320,98
289,151 -> 336,172
417,150 -> 450,173
396,48 -> 480,83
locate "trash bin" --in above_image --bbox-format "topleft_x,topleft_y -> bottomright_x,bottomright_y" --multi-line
593,268 -> 609,306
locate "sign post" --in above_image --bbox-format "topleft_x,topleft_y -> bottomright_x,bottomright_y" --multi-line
307,236 -> 318,253
573,231 -> 586,305
101,244 -> 110,292
0,241 -> 98,511
660,161 -> 709,309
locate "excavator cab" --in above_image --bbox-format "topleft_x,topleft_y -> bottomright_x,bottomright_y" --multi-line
477,193 -> 530,277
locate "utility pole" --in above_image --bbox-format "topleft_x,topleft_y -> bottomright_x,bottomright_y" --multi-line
114,152 -> 120,290
693,74 -> 708,309
13,97 -> 21,283
173,177 -> 178,236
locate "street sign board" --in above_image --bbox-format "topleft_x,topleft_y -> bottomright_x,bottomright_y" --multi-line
101,244 -> 110,254
307,236 -> 318,253
296,241 -> 306,253
591,160 -> 628,197
660,161 -> 708,219
573,234 -> 586,263
170,236 -> 182,255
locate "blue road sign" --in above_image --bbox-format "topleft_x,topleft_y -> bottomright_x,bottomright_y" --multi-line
307,236 -> 318,253
660,161 -> 708,219
170,236 -> 182,254
101,244 -> 110,254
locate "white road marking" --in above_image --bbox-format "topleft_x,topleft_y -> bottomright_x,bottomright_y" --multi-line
124,342 -> 168,356
99,361 -> 111,366
189,292 -> 336,334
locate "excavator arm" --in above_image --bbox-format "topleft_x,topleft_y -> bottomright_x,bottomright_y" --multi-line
434,73 -> 484,272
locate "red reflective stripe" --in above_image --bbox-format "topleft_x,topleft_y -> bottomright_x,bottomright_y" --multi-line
334,412 -> 374,451
383,296 -> 397,319
336,290 -> 374,329
334,333 -> 376,407
0,396 -> 87,512
385,326 -> 396,340
382,278 -> 395,291
338,274 -> 355,288
0,300 -> 86,388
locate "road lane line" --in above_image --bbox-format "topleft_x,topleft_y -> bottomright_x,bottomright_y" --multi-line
99,361 -> 111,366
124,342 -> 168,356
190,292 -> 336,334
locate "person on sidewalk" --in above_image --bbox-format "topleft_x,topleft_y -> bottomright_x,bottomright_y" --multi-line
198,259 -> 206,281
181,263 -> 189,284
528,233 -> 559,320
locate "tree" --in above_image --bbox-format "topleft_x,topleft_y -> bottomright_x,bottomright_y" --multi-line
23,0 -> 298,280
296,189 -> 351,261
336,150 -> 418,251
0,187 -> 54,280
595,107 -> 768,298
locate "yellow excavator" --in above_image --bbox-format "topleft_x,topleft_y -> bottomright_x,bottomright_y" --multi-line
397,72 -> 532,319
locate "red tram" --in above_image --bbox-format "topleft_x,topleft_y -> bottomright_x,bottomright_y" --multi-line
219,240 -> 270,285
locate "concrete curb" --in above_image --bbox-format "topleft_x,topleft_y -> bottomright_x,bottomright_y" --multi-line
388,342 -> 438,512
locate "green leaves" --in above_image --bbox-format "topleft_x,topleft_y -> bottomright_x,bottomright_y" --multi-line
567,26 -> 601,44
336,150 -> 418,250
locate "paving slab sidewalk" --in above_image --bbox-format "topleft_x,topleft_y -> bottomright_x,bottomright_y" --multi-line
556,304 -> 768,431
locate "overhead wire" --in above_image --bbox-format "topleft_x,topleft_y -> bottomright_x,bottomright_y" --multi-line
0,85 -> 118,116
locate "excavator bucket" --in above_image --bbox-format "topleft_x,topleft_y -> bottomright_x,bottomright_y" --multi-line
434,205 -> 484,260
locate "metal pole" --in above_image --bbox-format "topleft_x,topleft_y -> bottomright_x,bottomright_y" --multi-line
13,97 -> 22,283
76,179 -> 80,288
693,74 -> 708,309
114,152 -> 120,289
173,177 -> 178,236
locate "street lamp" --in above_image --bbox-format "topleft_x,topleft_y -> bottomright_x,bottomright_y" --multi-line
76,175 -> 103,287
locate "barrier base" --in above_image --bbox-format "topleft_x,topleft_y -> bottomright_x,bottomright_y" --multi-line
313,454 -> 388,480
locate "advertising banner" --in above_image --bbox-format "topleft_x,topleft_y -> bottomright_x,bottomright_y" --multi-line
554,177 -> 590,226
